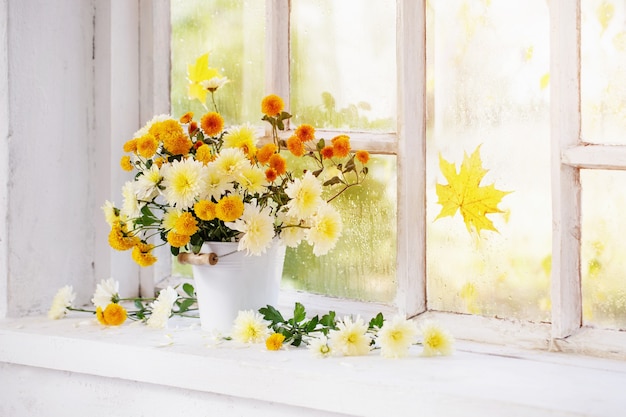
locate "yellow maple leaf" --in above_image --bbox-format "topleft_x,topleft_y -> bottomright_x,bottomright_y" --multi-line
187,53 -> 221,104
435,145 -> 510,236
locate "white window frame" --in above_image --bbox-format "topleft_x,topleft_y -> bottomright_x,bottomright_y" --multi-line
149,0 -> 626,357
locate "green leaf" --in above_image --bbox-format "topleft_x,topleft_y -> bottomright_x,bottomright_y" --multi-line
182,283 -> 195,297
320,311 -> 336,328
134,299 -> 144,310
176,298 -> 195,313
316,139 -> 326,151
170,246 -> 180,256
305,316 -> 319,332
277,119 -> 285,131
259,305 -> 285,324
293,302 -> 306,323
369,312 -> 385,329
323,176 -> 343,187
279,111 -> 292,121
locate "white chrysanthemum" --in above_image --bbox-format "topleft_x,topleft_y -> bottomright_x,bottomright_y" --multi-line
200,76 -> 230,92
162,208 -> 182,231
91,278 -> 120,309
48,285 -> 76,320
102,200 -> 119,226
146,286 -> 179,329
285,171 -> 324,219
213,147 -> 249,181
420,320 -> 454,357
201,163 -> 235,201
308,335 -> 333,358
306,203 -> 343,256
277,212 -> 307,248
237,165 -> 268,194
120,181 -> 142,220
134,114 -> 170,138
223,123 -> 257,150
227,204 -> 275,255
377,315 -> 419,358
328,316 -> 372,356
161,158 -> 207,209
232,310 -> 269,343
135,164 -> 162,201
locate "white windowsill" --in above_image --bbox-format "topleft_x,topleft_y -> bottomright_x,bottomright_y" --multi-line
1,312 -> 626,417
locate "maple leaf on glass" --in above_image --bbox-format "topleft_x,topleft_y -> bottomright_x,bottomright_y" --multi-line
435,145 -> 510,236
187,53 -> 223,104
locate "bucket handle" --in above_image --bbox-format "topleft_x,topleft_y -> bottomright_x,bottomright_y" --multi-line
177,249 -> 238,266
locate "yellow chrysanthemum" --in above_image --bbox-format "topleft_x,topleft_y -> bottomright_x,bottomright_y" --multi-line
194,200 -> 217,221
120,155 -> 133,171
215,195 -> 244,222
96,303 -> 127,326
331,135 -> 351,158
174,211 -> 198,236
150,119 -> 192,156
131,242 -> 157,267
356,150 -> 370,164
286,135 -> 305,157
195,144 -> 214,165
295,124 -> 315,142
167,230 -> 191,248
420,321 -> 454,357
261,94 -> 284,117
223,124 -> 257,156
266,333 -> 286,351
257,143 -> 276,165
108,222 -> 138,251
154,157 -> 166,168
136,133 -> 159,158
123,138 -> 137,153
200,112 -> 224,137
269,154 -> 287,176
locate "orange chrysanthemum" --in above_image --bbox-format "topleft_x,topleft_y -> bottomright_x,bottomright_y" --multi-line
331,135 -> 351,158
188,121 -> 199,136
216,195 -> 244,222
174,211 -> 198,236
320,146 -> 334,160
266,333 -> 286,351
108,222 -> 138,251
200,112 -> 224,137
179,112 -> 194,124
167,230 -> 191,248
286,135 -> 305,157
131,242 -> 157,267
137,134 -> 159,158
265,168 -> 278,183
295,124 -> 315,142
120,155 -> 133,171
269,154 -> 287,176
257,143 -> 277,165
194,200 -> 217,221
261,94 -> 284,117
154,157 -> 166,168
150,119 -> 192,156
123,138 -> 138,153
356,150 -> 370,164
97,303 -> 127,326
195,144 -> 214,165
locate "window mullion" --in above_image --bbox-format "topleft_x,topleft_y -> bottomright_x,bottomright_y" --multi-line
265,0 -> 290,129
396,0 -> 426,317
550,0 -> 582,339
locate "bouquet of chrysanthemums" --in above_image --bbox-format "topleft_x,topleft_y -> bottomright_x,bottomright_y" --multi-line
103,53 -> 371,267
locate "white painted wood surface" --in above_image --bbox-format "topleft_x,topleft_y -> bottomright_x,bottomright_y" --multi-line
550,0 -> 582,339
2,315 -> 626,417
562,144 -> 626,170
0,0 -> 9,319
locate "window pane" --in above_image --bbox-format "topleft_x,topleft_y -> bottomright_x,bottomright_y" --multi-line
426,0 -> 551,321
581,1 -> 626,144
171,0 -> 265,123
290,0 -> 396,132
581,169 -> 626,331
283,155 -> 397,303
